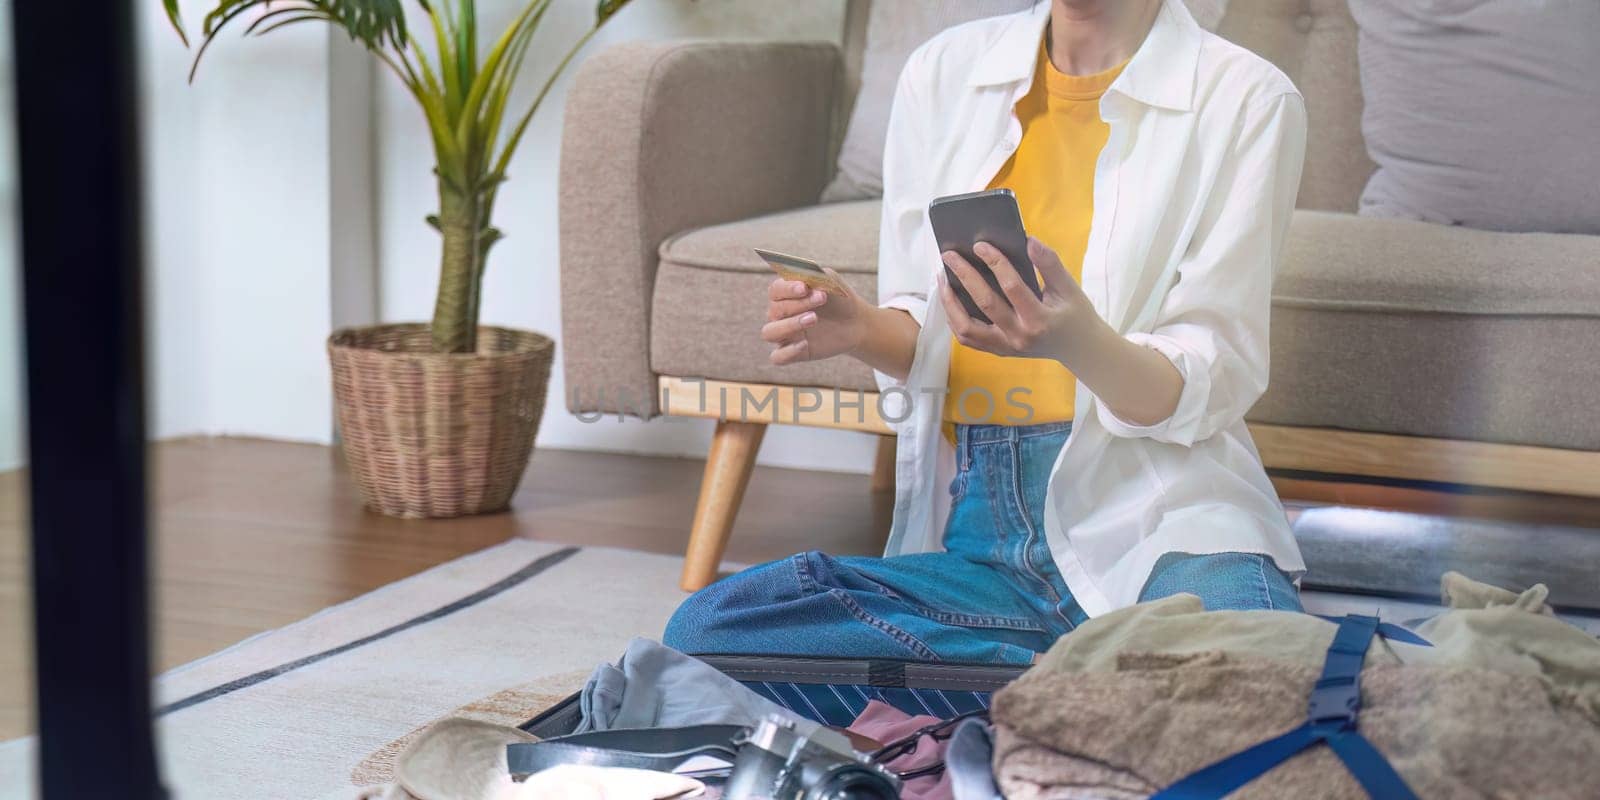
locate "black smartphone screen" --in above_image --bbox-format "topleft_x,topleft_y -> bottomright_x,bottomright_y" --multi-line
927,189 -> 1040,324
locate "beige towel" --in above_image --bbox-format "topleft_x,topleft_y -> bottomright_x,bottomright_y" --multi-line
1031,575 -> 1600,717
993,651 -> 1600,799
992,573 -> 1600,799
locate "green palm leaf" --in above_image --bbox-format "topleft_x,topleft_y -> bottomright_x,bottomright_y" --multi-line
596,0 -> 629,24
165,0 -> 638,352
168,0 -> 409,80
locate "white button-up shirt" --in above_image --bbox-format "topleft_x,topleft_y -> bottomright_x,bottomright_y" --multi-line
876,0 -> 1309,616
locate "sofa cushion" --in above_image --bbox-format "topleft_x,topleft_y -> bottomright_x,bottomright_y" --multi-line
1273,211 -> 1600,316
651,202 -> 1600,450
821,0 -> 1039,203
651,202 -> 882,391
1215,0 -> 1371,214
1348,0 -> 1600,234
657,201 -> 882,277
1255,211 -> 1600,450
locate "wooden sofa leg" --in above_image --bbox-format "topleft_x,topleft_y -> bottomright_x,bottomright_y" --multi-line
681,420 -> 767,591
871,435 -> 896,493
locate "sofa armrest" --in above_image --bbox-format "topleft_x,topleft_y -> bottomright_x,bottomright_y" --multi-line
559,40 -> 842,418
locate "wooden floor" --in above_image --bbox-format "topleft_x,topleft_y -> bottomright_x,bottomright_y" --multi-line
6,437 -> 1596,743
0,437 -> 893,741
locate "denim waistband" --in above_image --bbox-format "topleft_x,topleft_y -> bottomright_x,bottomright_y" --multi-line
955,421 -> 1074,450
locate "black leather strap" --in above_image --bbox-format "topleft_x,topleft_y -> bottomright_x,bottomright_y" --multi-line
866,660 -> 907,687
506,724 -> 747,776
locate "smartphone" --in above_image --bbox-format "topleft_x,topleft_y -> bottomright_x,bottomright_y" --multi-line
927,188 -> 1040,324
753,247 -> 848,296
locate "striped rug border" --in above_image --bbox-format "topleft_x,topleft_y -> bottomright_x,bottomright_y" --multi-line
157,546 -> 581,716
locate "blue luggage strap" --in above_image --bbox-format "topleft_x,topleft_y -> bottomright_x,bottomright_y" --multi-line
1151,614 -> 1422,800
1314,614 -> 1431,647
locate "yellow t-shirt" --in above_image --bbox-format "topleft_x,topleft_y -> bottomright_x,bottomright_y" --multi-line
943,49 -> 1124,436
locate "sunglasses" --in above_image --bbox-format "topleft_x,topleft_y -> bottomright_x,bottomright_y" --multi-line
867,708 -> 989,781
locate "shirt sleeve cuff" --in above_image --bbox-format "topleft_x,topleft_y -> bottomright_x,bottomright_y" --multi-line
880,293 -> 928,328
1093,332 -> 1208,445
872,294 -> 927,424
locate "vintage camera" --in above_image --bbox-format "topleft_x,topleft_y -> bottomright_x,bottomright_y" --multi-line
721,713 -> 901,800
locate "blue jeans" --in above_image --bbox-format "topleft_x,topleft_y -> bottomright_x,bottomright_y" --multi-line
664,422 -> 1301,665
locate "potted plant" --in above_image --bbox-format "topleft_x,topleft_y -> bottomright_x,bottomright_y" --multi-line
165,0 -> 632,517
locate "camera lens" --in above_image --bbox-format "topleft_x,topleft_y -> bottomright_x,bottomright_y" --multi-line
802,764 -> 900,800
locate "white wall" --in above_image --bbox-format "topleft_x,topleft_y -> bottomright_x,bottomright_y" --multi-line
3,4 -> 337,467
0,3 -> 25,471
376,0 -> 879,474
139,3 -> 336,444
115,0 -> 872,476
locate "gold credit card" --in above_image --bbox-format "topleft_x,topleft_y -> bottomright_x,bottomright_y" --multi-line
754,248 -> 848,295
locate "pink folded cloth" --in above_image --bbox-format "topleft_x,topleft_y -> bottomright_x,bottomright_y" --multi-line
846,701 -> 955,800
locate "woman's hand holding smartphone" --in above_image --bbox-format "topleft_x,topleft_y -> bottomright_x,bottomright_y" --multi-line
938,237 -> 1097,364
928,189 -> 1042,324
940,234 -> 1185,427
928,189 -> 1098,365
749,186 -> 1175,412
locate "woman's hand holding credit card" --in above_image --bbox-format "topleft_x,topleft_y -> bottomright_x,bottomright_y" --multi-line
753,248 -> 849,295
755,248 -> 867,365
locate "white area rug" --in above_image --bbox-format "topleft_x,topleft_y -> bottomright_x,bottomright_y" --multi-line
4,533 -> 1577,799
0,540 -> 691,800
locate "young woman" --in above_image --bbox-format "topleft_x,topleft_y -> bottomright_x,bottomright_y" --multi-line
665,0 -> 1308,665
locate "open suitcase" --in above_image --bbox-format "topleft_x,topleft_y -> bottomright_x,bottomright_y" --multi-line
514,616 -> 1438,798
519,653 -> 1027,737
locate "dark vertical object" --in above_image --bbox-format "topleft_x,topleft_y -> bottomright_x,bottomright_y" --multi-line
10,0 -> 166,796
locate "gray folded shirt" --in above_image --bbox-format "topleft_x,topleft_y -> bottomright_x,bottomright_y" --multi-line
576,638 -> 817,734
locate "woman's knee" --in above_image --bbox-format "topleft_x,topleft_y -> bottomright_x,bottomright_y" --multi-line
662,553 -> 811,653
1140,551 -> 1302,612
662,587 -> 719,653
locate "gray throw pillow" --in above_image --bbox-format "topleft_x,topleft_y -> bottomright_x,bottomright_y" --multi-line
1350,0 -> 1600,234
820,0 -> 1231,203
822,0 -> 1038,203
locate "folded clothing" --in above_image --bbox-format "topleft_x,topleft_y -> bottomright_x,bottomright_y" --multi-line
846,700 -> 953,800
1031,573 -> 1600,716
994,651 -> 1600,799
945,718 -> 1003,800
990,573 -> 1600,799
578,638 -> 816,734
392,718 -> 535,800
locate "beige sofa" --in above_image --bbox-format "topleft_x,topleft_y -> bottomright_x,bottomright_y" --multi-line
559,0 -> 1600,590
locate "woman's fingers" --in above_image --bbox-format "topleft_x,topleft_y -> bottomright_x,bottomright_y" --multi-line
761,312 -> 818,344
767,277 -> 827,321
938,273 -> 1012,355
974,241 -> 1045,318
822,267 -> 857,300
942,250 -> 1018,328
768,291 -> 828,321
768,277 -> 813,302
1027,236 -> 1076,298
769,338 -> 810,365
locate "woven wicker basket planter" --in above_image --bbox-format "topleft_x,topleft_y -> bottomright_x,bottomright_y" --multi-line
328,323 -> 554,518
